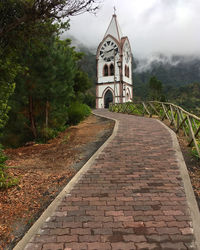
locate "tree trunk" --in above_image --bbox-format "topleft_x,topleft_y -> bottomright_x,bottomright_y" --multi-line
29,95 -> 37,139
45,100 -> 49,128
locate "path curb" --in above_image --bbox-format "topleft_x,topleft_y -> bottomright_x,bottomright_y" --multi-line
157,120 -> 200,250
13,113 -> 118,250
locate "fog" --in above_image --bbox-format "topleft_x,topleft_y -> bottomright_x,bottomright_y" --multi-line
64,0 -> 200,58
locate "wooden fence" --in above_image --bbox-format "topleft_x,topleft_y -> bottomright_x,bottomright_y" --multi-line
109,101 -> 200,158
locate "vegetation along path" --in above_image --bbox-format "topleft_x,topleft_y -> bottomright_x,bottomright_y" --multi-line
15,109 -> 200,250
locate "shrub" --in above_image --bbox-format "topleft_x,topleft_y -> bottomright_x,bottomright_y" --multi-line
67,102 -> 91,125
84,93 -> 96,108
38,127 -> 59,142
0,144 -> 18,189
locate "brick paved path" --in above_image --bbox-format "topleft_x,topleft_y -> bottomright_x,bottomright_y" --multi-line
23,110 -> 199,250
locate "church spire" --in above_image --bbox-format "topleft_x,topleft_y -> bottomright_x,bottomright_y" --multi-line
104,13 -> 123,42
113,6 -> 116,15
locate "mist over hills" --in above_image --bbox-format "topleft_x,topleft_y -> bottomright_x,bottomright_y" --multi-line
69,36 -> 200,87
133,53 -> 200,86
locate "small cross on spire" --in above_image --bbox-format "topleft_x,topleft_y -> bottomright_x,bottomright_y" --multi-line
113,6 -> 116,15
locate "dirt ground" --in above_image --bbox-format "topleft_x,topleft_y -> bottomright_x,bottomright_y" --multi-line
0,114 -> 114,250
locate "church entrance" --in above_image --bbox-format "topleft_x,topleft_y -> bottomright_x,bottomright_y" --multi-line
104,90 -> 113,108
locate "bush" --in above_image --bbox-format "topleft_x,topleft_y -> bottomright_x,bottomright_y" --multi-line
67,102 -> 91,125
0,144 -> 18,189
38,127 -> 59,142
84,93 -> 96,108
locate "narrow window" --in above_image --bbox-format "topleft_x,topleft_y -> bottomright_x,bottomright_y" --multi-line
103,64 -> 108,76
127,66 -> 130,78
110,64 -> 114,76
125,65 -> 127,77
125,65 -> 130,78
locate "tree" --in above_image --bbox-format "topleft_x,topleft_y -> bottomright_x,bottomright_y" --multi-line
74,71 -> 92,96
0,0 -> 100,39
2,35 -> 93,146
0,56 -> 21,132
148,76 -> 163,101
0,0 -> 100,132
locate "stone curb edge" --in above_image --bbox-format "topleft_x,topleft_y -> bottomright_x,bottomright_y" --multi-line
13,112 -> 118,250
157,119 -> 200,250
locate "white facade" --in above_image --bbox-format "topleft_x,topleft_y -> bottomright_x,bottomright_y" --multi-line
96,14 -> 133,108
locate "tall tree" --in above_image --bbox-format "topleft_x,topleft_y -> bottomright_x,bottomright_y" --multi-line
0,0 -> 100,132
2,35 -> 91,146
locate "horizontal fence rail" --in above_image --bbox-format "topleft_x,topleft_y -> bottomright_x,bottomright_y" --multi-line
109,101 -> 200,158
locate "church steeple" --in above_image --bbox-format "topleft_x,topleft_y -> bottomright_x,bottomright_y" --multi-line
96,13 -> 133,109
104,14 -> 123,42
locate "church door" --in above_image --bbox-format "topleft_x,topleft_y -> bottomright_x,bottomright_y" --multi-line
104,90 -> 113,108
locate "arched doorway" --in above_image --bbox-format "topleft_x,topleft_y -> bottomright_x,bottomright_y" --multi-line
104,89 -> 113,108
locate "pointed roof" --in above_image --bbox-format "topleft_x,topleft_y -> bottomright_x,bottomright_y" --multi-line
104,14 -> 123,42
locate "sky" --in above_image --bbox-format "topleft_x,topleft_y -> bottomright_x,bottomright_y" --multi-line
65,0 -> 200,58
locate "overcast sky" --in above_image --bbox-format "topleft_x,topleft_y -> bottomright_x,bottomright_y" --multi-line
65,0 -> 200,58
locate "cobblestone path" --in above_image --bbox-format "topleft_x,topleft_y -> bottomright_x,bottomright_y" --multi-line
21,110 -> 199,250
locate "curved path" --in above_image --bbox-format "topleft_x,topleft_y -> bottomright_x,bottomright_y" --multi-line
15,110 -> 200,250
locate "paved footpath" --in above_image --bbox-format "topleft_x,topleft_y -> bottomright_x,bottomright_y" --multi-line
15,110 -> 200,250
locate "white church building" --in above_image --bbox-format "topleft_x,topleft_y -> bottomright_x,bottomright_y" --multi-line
96,13 -> 133,108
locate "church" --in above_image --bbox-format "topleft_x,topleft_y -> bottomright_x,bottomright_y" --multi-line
96,13 -> 133,109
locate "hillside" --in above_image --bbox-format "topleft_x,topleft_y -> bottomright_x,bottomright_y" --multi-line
133,54 -> 200,86
132,54 -> 200,114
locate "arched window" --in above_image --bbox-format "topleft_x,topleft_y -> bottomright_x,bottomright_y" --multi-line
125,65 -> 127,77
103,64 -> 108,76
110,64 -> 114,76
127,66 -> 130,78
125,65 -> 130,78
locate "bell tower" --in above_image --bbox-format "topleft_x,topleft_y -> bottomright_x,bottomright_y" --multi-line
96,13 -> 133,108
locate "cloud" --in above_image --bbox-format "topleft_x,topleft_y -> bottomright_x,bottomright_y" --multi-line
134,53 -> 181,73
64,0 -> 200,57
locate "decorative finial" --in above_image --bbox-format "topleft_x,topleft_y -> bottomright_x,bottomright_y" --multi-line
113,6 -> 116,15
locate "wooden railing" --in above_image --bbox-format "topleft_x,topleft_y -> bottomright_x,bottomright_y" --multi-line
109,101 -> 200,158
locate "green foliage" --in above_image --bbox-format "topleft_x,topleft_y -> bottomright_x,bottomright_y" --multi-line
0,0 -> 99,43
1,30 -> 95,147
148,76 -> 163,101
74,71 -> 92,94
0,82 -> 15,131
0,3 -> 66,132
2,36 -> 85,145
84,93 -> 96,108
67,102 -> 91,125
109,102 -> 144,116
0,0 -> 94,132
78,46 -> 97,85
38,127 -> 59,142
0,55 -> 21,131
191,141 -> 200,158
0,144 -> 18,189
0,0 -> 98,191
165,82 -> 200,116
